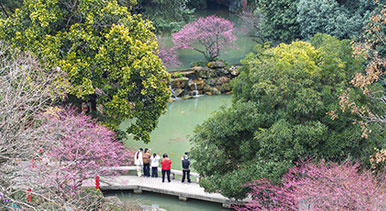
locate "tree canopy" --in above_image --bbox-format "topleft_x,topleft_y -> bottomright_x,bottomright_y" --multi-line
134,0 -> 195,33
297,0 -> 377,40
0,0 -> 171,142
258,0 -> 301,44
255,0 -> 382,44
190,34 -> 385,199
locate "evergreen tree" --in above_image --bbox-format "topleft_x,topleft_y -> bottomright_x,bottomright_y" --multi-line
0,0 -> 171,143
190,34 -> 384,199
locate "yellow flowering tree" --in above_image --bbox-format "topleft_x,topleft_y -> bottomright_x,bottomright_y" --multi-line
0,0 -> 170,142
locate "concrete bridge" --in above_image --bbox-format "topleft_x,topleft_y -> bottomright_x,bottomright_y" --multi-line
84,166 -> 248,208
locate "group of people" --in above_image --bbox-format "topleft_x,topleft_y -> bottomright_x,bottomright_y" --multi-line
134,148 -> 191,183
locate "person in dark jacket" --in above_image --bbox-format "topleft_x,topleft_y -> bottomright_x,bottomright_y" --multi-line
181,152 -> 191,183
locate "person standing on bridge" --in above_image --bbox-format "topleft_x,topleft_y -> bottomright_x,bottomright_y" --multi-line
151,153 -> 160,177
143,148 -> 151,177
161,153 -> 172,183
134,148 -> 143,177
181,152 -> 191,183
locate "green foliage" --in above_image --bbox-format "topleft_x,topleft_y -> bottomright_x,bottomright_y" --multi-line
187,0 -> 207,10
258,0 -> 301,44
0,0 -> 171,143
135,0 -> 195,33
297,0 -> 378,40
0,0 -> 23,17
190,60 -> 207,67
190,34 -> 384,199
256,0 -> 381,44
171,72 -> 183,78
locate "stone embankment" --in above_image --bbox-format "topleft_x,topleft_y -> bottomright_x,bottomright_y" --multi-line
170,61 -> 240,100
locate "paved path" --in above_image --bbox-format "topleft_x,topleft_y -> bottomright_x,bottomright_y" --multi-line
83,175 -> 246,208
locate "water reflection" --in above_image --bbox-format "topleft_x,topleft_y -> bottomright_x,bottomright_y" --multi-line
104,190 -> 234,211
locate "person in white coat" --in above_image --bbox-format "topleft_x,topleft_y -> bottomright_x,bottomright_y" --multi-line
150,153 -> 160,177
134,148 -> 143,177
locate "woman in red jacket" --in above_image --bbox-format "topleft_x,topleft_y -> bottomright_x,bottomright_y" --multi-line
160,153 -> 172,182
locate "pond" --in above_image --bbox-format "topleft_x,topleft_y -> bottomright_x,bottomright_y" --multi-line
120,95 -> 232,170
104,190 -> 234,211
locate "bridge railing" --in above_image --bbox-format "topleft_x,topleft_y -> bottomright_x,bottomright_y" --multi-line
105,166 -> 200,182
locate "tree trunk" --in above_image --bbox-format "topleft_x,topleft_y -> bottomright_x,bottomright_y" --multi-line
90,94 -> 97,113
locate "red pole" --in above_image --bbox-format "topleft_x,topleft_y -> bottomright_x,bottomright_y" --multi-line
95,176 -> 100,190
242,0 -> 247,8
27,189 -> 32,202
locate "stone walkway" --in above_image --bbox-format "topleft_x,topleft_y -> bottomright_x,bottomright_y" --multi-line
83,175 -> 247,208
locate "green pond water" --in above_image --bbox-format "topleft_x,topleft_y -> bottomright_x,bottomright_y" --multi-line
158,3 -> 256,71
104,191 -> 234,211
121,95 -> 232,170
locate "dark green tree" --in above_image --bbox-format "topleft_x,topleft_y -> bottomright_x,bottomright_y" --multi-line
297,0 -> 379,40
134,0 -> 195,33
190,34 -> 384,199
258,0 -> 301,44
0,0 -> 171,143
0,0 -> 22,17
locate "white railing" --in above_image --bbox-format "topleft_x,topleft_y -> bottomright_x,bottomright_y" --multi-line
105,166 -> 200,182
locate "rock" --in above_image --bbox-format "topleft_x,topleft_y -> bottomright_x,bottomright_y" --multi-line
171,70 -> 195,79
219,68 -> 230,76
171,77 -> 189,89
173,88 -> 184,97
195,67 -> 215,79
192,66 -> 204,72
207,61 -> 225,69
211,87 -> 221,95
188,80 -> 196,91
204,87 -> 220,95
229,66 -> 240,77
179,70 -> 196,78
188,79 -> 205,92
181,95 -> 193,100
168,98 -> 176,103
206,78 -> 216,86
216,76 -> 230,85
194,79 -> 205,90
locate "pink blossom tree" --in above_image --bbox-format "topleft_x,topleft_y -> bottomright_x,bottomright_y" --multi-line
0,41 -> 132,209
236,161 -> 386,211
24,107 -> 133,209
172,15 -> 237,61
0,42 -> 71,210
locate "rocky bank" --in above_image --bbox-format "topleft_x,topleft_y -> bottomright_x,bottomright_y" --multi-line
169,61 -> 240,100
